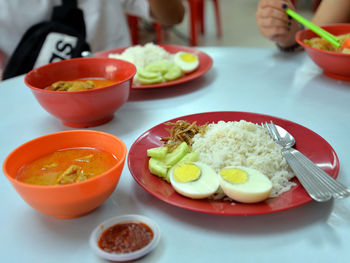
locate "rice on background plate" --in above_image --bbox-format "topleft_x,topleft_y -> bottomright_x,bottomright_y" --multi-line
192,120 -> 296,197
108,43 -> 174,69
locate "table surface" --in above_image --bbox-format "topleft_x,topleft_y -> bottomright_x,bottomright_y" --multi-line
1,47 -> 350,263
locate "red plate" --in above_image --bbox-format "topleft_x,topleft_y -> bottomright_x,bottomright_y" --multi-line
94,45 -> 213,89
127,112 -> 339,216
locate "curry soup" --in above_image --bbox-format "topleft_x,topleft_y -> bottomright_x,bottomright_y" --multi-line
16,147 -> 118,186
48,79 -> 119,92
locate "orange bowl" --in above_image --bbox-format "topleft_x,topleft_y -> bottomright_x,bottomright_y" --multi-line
296,23 -> 350,81
25,57 -> 136,128
2,130 -> 127,218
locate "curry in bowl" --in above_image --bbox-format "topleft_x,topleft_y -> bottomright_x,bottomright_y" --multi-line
24,57 -> 136,127
48,79 -> 119,92
3,129 -> 127,218
17,147 -> 118,186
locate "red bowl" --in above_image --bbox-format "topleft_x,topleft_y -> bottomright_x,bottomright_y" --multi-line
296,23 -> 350,81
25,58 -> 136,127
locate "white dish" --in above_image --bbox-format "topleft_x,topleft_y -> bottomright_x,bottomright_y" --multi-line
89,214 -> 160,261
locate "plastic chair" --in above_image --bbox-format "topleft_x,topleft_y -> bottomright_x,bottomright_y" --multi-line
151,0 -> 222,46
127,15 -> 139,45
187,0 -> 222,46
126,0 -> 222,46
127,14 -> 163,45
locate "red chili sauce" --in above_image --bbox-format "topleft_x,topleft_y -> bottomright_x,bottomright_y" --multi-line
98,222 -> 154,254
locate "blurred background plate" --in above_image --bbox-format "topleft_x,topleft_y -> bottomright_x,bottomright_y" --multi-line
94,45 -> 213,89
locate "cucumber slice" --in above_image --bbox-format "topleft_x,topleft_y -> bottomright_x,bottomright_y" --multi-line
164,142 -> 189,166
138,68 -> 160,79
178,151 -> 199,164
149,157 -> 169,182
136,74 -> 163,84
164,64 -> 182,81
147,146 -> 168,159
145,61 -> 173,75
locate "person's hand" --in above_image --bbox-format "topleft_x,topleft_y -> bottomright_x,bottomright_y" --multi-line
256,0 -> 301,48
148,0 -> 185,25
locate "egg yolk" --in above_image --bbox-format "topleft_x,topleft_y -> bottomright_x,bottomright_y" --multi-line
180,53 -> 197,63
173,163 -> 201,183
219,168 -> 248,184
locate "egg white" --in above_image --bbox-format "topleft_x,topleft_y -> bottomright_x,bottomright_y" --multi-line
174,52 -> 199,73
169,162 -> 219,199
218,166 -> 272,203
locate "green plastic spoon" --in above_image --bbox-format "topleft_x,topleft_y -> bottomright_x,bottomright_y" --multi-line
286,8 -> 341,48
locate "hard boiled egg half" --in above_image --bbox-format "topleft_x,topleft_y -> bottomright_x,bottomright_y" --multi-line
218,166 -> 272,203
169,162 -> 219,199
174,52 -> 199,73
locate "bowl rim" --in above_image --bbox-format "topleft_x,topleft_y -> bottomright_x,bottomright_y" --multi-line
2,130 -> 127,190
295,23 -> 350,56
24,57 -> 137,94
89,214 -> 161,261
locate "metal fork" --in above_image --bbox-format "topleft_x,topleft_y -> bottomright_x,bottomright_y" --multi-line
261,121 -> 350,202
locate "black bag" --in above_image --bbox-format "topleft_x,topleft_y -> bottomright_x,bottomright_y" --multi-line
3,0 -> 90,80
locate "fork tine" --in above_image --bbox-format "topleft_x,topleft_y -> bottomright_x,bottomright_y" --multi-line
263,122 -> 280,142
269,121 -> 283,141
261,122 -> 268,133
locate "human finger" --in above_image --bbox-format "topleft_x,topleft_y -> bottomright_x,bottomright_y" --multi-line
257,24 -> 291,41
257,0 -> 295,24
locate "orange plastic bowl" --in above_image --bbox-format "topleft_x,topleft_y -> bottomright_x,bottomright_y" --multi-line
296,23 -> 350,81
2,130 -> 127,218
25,57 -> 136,128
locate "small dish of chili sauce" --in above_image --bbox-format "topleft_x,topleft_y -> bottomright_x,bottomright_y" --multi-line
90,215 -> 160,261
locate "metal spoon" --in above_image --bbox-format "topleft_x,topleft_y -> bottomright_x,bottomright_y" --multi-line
262,122 -> 350,201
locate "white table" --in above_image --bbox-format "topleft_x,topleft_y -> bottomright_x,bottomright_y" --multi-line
1,47 -> 350,263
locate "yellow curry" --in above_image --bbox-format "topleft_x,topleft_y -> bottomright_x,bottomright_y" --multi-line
48,79 -> 118,92
16,147 -> 118,186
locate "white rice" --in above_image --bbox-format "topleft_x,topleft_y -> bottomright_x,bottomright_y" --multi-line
108,42 -> 174,69
191,120 -> 295,197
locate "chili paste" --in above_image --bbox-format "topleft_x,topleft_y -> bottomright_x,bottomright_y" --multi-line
98,222 -> 154,253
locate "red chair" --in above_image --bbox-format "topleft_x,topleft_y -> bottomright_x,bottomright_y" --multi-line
127,15 -> 139,45
127,14 -> 163,45
127,0 -> 222,46
186,0 -> 222,46
151,0 -> 222,46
